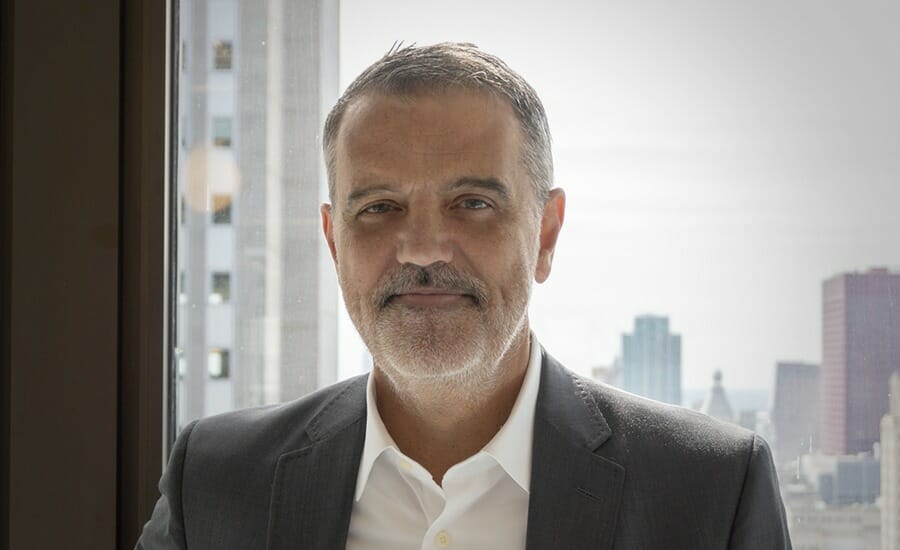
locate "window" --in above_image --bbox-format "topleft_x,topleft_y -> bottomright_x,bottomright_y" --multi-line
209,272 -> 231,304
213,40 -> 232,70
172,4 -> 900,547
211,194 -> 232,224
212,116 -> 231,147
207,349 -> 230,379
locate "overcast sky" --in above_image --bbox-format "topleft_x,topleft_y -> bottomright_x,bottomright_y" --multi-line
335,0 -> 900,392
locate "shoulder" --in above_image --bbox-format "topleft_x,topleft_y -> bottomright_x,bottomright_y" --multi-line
590,376 -> 755,457
182,374 -> 368,463
536,354 -> 789,546
540,352 -> 758,464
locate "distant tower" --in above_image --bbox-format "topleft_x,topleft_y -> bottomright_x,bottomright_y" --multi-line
772,362 -> 821,467
622,315 -> 681,405
821,268 -> 900,455
700,370 -> 734,423
882,372 -> 900,550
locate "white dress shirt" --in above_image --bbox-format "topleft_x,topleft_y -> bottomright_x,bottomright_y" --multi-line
345,334 -> 543,550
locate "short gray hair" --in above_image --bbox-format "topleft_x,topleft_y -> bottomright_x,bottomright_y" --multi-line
323,42 -> 553,208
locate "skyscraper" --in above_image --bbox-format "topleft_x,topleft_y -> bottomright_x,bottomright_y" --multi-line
622,315 -> 682,405
177,0 -> 339,426
882,372 -> 900,550
821,268 -> 900,455
772,361 -> 820,467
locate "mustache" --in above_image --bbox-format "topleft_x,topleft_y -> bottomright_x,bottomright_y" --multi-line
375,263 -> 488,309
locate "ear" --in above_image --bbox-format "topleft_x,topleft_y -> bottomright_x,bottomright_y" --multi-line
321,203 -> 338,264
534,188 -> 565,284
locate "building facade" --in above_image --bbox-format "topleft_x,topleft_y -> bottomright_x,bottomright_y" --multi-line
177,0 -> 339,428
821,268 -> 900,455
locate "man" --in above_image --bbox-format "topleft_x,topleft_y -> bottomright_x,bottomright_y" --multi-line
138,43 -> 791,549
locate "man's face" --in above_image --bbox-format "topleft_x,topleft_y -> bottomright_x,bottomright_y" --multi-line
322,89 -> 563,385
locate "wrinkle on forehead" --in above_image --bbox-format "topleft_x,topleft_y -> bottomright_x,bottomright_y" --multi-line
344,94 -> 515,144
334,90 -> 525,203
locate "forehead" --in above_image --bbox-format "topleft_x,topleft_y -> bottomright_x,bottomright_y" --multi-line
333,90 -> 525,199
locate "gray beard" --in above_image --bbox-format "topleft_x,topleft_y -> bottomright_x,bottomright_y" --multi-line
368,303 -> 530,411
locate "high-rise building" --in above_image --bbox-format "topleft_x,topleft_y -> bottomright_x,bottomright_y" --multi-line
821,268 -> 900,455
772,361 -> 820,467
622,315 -> 682,405
177,0 -> 338,427
882,372 -> 900,550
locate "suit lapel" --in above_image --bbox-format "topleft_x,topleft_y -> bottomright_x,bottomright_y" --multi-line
266,378 -> 367,550
526,353 -> 626,550
263,354 -> 626,549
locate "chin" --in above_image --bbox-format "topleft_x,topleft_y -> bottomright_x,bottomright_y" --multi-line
372,313 -> 490,379
367,305 -> 529,390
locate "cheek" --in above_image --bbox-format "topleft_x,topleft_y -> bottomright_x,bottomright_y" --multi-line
463,230 -> 536,293
335,233 -> 391,291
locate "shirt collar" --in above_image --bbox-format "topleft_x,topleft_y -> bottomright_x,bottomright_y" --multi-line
481,332 -> 542,493
354,366 -> 401,501
354,333 -> 543,501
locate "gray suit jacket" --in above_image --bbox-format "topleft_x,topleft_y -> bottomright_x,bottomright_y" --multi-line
137,350 -> 792,549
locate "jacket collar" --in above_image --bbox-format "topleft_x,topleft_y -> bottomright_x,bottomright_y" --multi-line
264,348 -> 626,550
525,349 -> 625,550
265,376 -> 368,550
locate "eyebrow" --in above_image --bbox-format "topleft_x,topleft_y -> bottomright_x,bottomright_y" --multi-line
446,177 -> 511,202
342,176 -> 512,213
345,185 -> 395,211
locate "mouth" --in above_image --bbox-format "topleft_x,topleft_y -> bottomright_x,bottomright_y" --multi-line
387,288 -> 475,308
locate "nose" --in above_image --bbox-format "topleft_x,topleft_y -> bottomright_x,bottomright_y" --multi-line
395,210 -> 454,267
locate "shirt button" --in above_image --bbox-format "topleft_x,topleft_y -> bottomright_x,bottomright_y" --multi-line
435,530 -> 451,548
400,460 -> 412,471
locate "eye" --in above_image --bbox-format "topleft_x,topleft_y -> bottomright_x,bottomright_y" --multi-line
458,198 -> 491,210
360,202 -> 396,215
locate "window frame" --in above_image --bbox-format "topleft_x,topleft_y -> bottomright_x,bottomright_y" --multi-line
1,0 -> 172,548
118,0 -> 173,547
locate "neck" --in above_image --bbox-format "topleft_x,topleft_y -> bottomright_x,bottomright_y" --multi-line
373,329 -> 532,485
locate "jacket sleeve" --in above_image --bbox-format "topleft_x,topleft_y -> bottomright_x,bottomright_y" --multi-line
135,420 -> 199,550
727,434 -> 793,549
